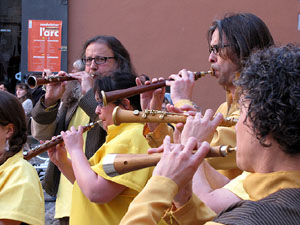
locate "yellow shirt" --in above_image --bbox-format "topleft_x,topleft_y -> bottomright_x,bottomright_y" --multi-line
0,151 -> 45,225
244,171 -> 300,201
121,171 -> 300,225
70,123 -> 153,225
206,100 -> 239,170
55,107 -> 89,218
120,176 -> 216,225
144,123 -> 174,148
223,171 -> 251,200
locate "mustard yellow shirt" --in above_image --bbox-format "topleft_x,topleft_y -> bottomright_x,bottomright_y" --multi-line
121,171 -> 300,225
70,123 -> 153,225
171,171 -> 300,225
206,100 -> 239,170
55,107 -> 89,218
144,123 -> 174,148
223,171 -> 251,200
0,151 -> 45,225
120,176 -> 216,225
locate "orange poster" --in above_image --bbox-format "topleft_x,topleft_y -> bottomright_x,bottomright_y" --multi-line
28,20 -> 62,72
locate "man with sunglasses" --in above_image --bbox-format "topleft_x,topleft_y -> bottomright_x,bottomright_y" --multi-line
153,13 -> 274,213
30,35 -> 136,225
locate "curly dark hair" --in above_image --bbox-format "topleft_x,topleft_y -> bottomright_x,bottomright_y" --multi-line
0,91 -> 27,154
236,44 -> 300,155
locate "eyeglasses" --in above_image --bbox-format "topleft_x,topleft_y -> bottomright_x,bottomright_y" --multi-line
96,100 -> 104,108
96,99 -> 122,108
209,44 -> 231,54
82,56 -> 115,65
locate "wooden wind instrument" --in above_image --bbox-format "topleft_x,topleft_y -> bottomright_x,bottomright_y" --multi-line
102,145 -> 236,177
112,106 -> 238,127
27,74 -> 78,89
23,120 -> 102,160
101,70 -> 214,106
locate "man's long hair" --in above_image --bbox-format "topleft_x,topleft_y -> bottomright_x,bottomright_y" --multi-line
208,13 -> 274,69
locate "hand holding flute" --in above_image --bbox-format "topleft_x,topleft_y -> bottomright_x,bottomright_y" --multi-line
102,109 -> 236,177
45,126 -> 84,184
136,76 -> 166,131
103,140 -> 236,177
112,106 -> 237,127
28,69 -> 96,107
166,69 -> 197,105
180,109 -> 224,145
135,69 -> 213,132
137,76 -> 166,114
36,69 -> 67,107
47,126 -> 84,169
154,136 -> 211,209
102,69 -> 213,106
24,121 -> 101,160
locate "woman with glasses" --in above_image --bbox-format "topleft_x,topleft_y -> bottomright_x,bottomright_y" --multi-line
30,35 -> 136,225
47,71 -> 153,225
0,91 -> 44,225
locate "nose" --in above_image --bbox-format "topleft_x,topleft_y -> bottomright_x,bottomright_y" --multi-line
95,105 -> 102,115
90,59 -> 98,69
91,59 -> 96,65
208,52 -> 217,63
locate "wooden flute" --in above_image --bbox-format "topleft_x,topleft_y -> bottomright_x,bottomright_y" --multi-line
27,74 -> 77,89
102,145 -> 236,177
112,106 -> 238,127
101,70 -> 214,106
23,120 -> 102,160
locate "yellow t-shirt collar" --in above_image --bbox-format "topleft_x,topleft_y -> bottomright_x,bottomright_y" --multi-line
244,171 -> 300,201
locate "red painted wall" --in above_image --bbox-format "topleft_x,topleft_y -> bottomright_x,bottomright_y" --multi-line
68,0 -> 300,111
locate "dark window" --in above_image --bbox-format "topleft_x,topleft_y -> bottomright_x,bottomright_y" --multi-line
0,0 -> 21,93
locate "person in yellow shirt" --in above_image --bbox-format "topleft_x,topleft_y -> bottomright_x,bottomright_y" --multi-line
47,71 -> 153,225
150,13 -> 274,213
30,35 -> 137,225
120,44 -> 300,225
140,13 -> 275,214
0,91 -> 44,225
167,12 -> 274,173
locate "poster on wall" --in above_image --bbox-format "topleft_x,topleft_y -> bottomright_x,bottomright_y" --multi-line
28,20 -> 62,72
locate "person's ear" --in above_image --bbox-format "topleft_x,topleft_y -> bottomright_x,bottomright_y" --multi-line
121,99 -> 131,110
5,123 -> 14,139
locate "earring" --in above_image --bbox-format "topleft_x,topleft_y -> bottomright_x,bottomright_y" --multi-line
5,139 -> 10,152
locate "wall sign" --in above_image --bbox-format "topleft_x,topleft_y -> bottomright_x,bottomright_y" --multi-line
28,20 -> 62,72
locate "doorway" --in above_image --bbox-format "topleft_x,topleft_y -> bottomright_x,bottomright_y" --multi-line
0,0 -> 22,93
